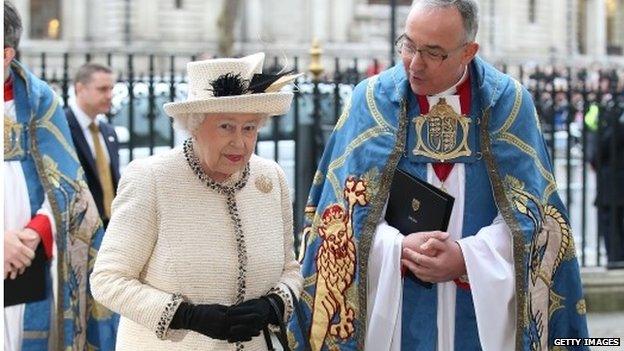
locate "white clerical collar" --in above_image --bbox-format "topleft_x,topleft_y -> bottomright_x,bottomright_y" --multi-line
430,66 -> 468,97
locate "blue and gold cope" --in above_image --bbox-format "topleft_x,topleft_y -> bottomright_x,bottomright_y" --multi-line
5,61 -> 118,351
288,57 -> 589,351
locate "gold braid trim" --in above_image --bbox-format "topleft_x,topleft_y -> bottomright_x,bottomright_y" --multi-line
326,126 -> 393,200
493,79 -> 523,135
38,99 -> 80,163
18,62 -> 70,350
365,76 -> 394,132
355,98 -> 408,349
480,108 -> 527,351
498,133 -> 558,200
334,98 -> 352,131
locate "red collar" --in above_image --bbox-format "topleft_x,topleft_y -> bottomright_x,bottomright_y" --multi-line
4,76 -> 14,101
415,71 -> 472,182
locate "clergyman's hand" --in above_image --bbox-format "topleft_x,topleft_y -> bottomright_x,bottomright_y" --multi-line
4,229 -> 35,280
17,228 -> 41,252
401,230 -> 449,259
402,237 -> 467,283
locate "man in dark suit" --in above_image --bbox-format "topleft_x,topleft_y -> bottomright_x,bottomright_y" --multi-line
65,63 -> 120,227
593,99 -> 624,268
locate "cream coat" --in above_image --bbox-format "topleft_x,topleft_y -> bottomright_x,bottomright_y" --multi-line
90,147 -> 302,351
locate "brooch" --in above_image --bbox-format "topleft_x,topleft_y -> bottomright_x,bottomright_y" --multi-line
254,175 -> 273,193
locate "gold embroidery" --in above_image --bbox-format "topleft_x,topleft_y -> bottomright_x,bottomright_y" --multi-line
298,206 -> 317,262
254,175 -> 273,193
508,177 -> 573,351
499,133 -> 558,200
90,297 -> 114,320
355,99 -> 408,348
287,331 -> 298,351
4,116 -> 24,159
365,76 -> 393,132
493,79 -> 523,135
313,171 -> 324,186
412,98 -> 472,162
306,86 -> 404,349
494,81 -> 558,202
326,126 -> 392,200
37,98 -> 80,163
411,198 -> 421,212
576,299 -> 586,315
310,177 -> 367,350
548,290 -> 565,319
322,72 -> 397,201
334,98 -> 352,131
480,109 -> 528,351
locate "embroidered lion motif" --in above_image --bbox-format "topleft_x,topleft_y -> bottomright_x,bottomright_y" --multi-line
310,177 -> 367,351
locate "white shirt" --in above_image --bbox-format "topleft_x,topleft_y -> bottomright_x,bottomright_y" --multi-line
69,99 -> 111,163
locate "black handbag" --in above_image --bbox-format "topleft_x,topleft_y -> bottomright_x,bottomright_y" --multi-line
263,286 -> 312,351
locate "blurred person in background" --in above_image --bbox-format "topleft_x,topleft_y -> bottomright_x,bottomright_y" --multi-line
592,93 -> 624,268
65,63 -> 121,228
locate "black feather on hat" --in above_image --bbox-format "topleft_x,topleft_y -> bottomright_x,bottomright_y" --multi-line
207,70 -> 298,97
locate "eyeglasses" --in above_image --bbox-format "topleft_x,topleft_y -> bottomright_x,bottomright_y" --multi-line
395,34 -> 468,64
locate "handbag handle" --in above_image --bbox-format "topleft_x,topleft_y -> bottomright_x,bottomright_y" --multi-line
263,287 -> 312,351
262,326 -> 276,351
266,296 -> 291,351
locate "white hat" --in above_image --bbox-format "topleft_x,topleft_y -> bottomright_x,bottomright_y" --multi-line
163,52 -> 298,118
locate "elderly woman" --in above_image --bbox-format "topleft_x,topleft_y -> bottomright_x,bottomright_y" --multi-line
90,53 -> 303,350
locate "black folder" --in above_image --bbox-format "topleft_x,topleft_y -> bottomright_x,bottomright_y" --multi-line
385,168 -> 454,288
4,244 -> 47,306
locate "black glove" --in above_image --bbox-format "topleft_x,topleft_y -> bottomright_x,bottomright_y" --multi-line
226,294 -> 284,343
169,302 -> 229,340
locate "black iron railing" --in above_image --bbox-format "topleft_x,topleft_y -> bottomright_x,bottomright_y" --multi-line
20,51 -> 624,267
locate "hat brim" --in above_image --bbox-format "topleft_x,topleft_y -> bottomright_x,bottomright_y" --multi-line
163,92 -> 294,117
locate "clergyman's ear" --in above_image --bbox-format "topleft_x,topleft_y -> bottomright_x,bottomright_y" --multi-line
462,42 -> 480,65
4,47 -> 16,71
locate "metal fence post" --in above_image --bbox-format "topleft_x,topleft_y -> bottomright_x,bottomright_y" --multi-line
148,54 -> 156,155
292,56 -> 303,246
61,53 -> 69,107
40,52 -> 47,81
309,39 -> 325,167
169,55 -> 176,148
127,54 -> 135,160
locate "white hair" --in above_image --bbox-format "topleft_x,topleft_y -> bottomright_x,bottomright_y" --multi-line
173,113 -> 271,135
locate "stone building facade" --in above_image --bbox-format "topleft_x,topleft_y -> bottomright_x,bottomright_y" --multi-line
13,0 -> 624,70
